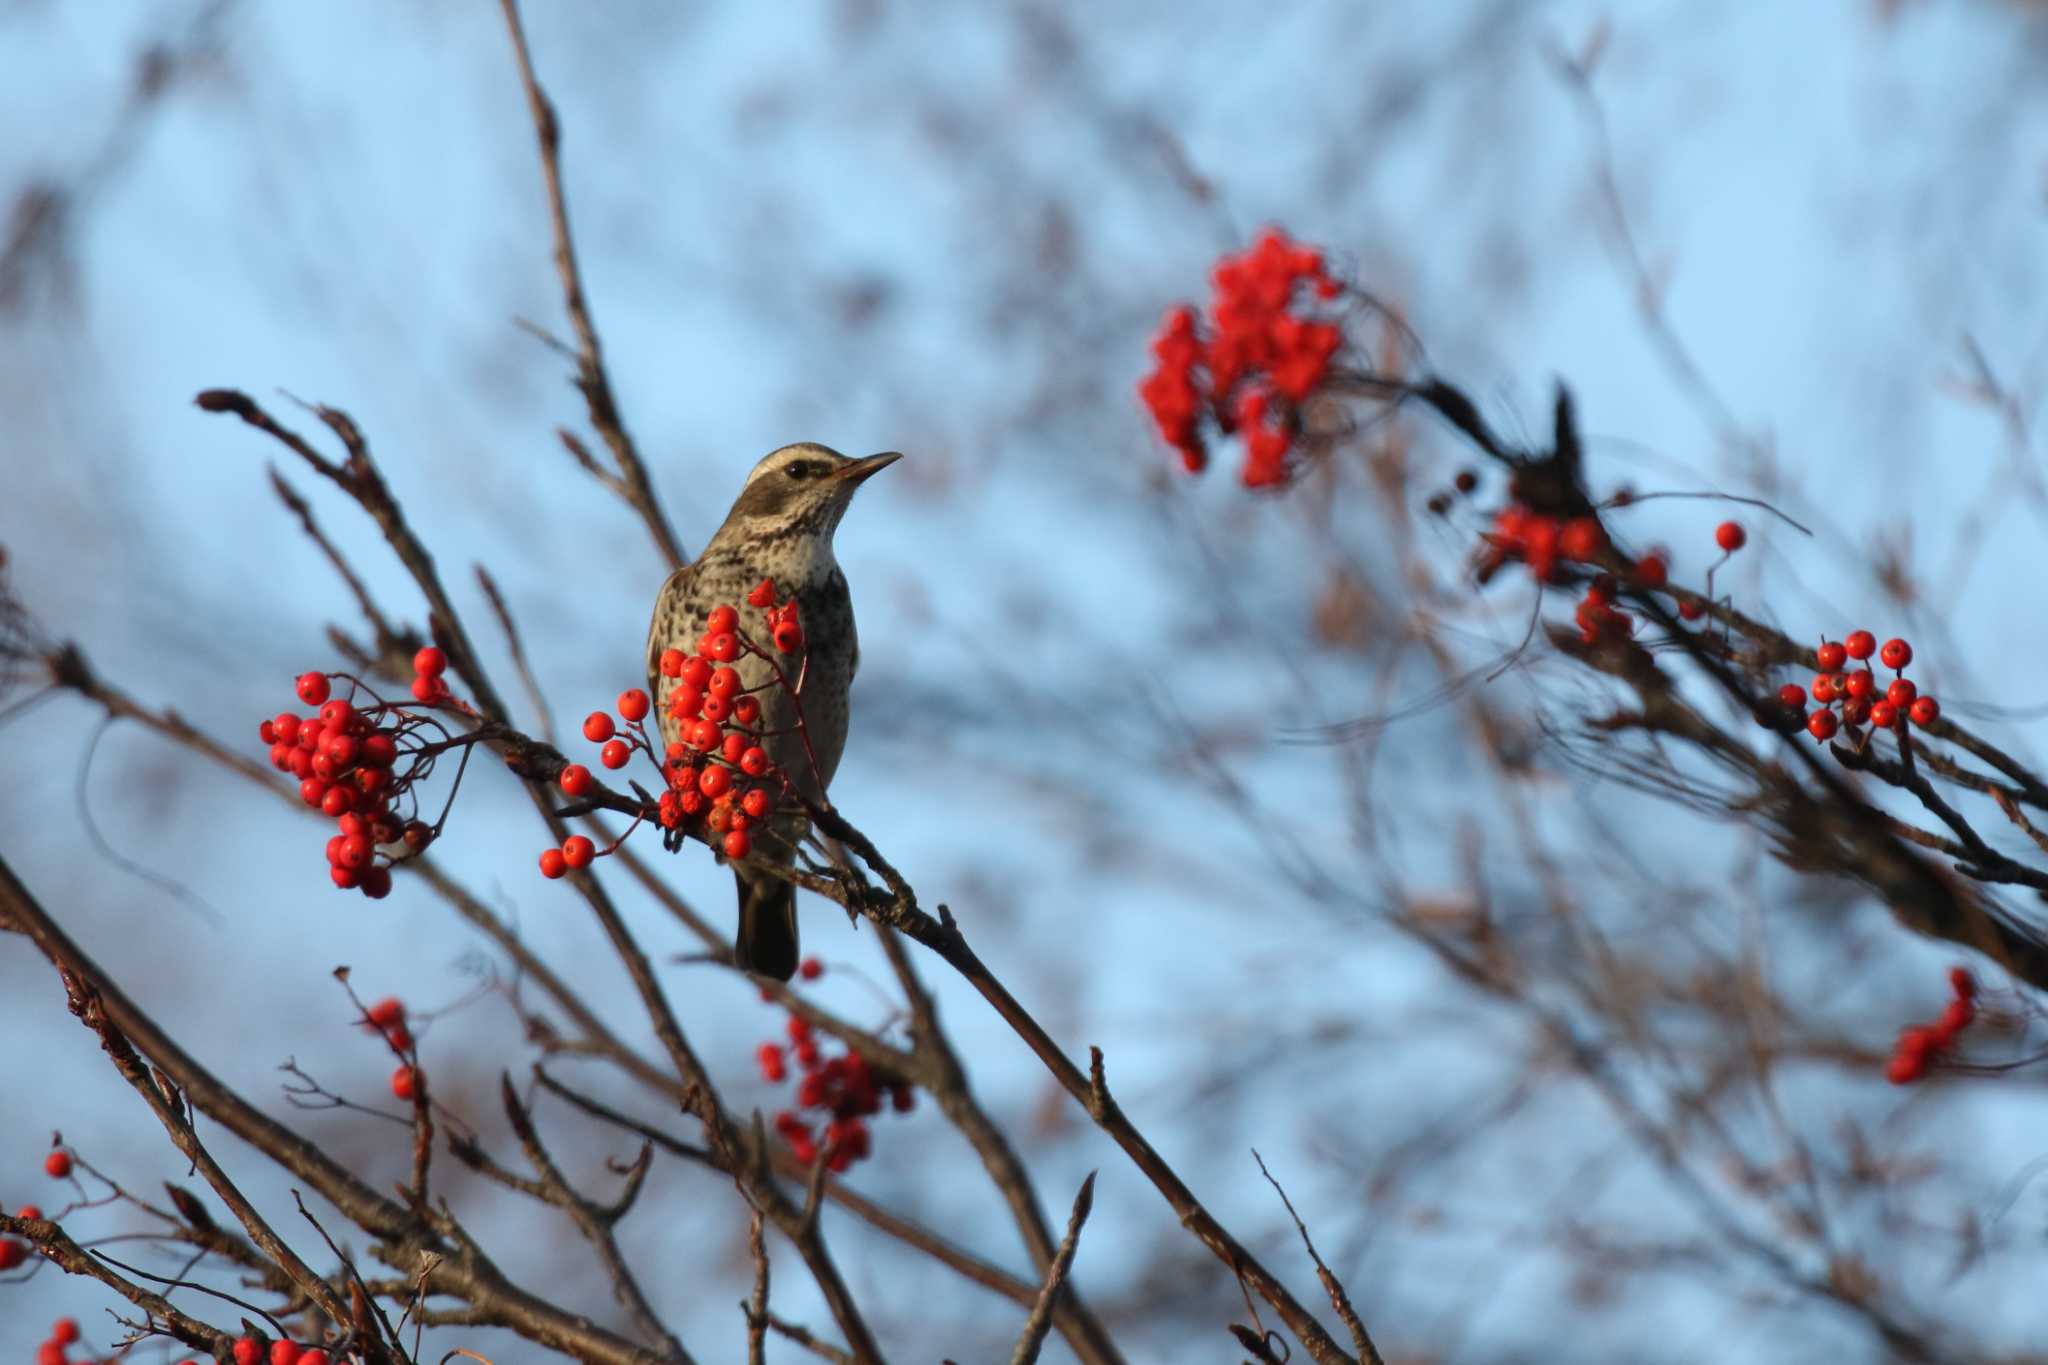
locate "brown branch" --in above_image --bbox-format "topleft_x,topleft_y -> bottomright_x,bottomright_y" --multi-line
495,0 -> 685,572
497,1077 -> 689,1361
0,854 -> 674,1365
1007,1172 -> 1095,1365
1253,1152 -> 1382,1365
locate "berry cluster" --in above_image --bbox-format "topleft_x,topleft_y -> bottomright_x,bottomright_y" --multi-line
258,648 -> 468,899
1138,229 -> 1345,486
1761,631 -> 1939,743
753,962 -> 914,1174
28,1318 -> 80,1365
1886,968 -> 1978,1084
543,582 -> 800,878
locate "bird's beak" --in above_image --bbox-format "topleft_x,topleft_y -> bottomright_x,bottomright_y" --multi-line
834,451 -> 902,485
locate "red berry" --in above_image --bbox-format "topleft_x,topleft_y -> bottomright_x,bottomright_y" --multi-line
689,718 -> 723,751
319,699 -> 355,730
1714,520 -> 1746,552
1816,641 -> 1846,672
787,1015 -> 812,1042
892,1084 -> 915,1113
336,833 -> 372,871
1558,516 -> 1604,562
296,672 -> 330,706
1845,630 -> 1875,660
1885,1050 -> 1926,1085
617,688 -> 651,722
1886,678 -> 1917,706
270,1341 -> 303,1365
414,646 -> 446,678
391,1066 -> 418,1102
772,621 -> 803,653
273,713 -> 302,744
1843,670 -> 1874,701
1776,683 -> 1805,708
724,829 -> 751,859
539,848 -> 567,879
1842,698 -> 1872,727
706,605 -> 739,635
582,711 -> 615,743
409,674 -> 444,704
1935,996 -> 1976,1040
258,718 -> 278,745
559,763 -> 592,796
740,746 -> 770,776
720,732 -> 747,763
50,1320 -> 78,1346
321,785 -> 356,818
758,1042 -> 787,1082
1805,709 -> 1839,741
667,683 -> 705,720
1880,637 -> 1912,670
680,656 -> 712,688
0,1240 -> 23,1270
741,788 -> 771,818
330,864 -> 362,890
706,631 -> 740,662
1677,599 -> 1704,621
658,647 -> 688,679
1950,966 -> 1976,999
600,738 -> 630,770
748,578 -> 778,608
368,997 -> 405,1029
44,1151 -> 71,1179
799,957 -> 823,981
699,765 -> 732,799
1810,674 -> 1837,704
233,1339 -> 262,1365
15,1204 -> 39,1219
1910,696 -> 1940,727
709,667 -> 741,698
1869,700 -> 1897,729
402,821 -> 433,853
701,693 -> 733,723
733,695 -> 762,726
561,835 -> 596,869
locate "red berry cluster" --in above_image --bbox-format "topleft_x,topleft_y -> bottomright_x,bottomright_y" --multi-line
1478,506 -> 1664,590
259,649 -> 465,899
362,997 -> 420,1100
1886,967 -> 1978,1084
1763,631 -> 1939,742
28,1318 -> 83,1365
544,584 -> 802,878
754,963 -> 914,1174
1138,229 -> 1345,486
218,1339 -> 329,1365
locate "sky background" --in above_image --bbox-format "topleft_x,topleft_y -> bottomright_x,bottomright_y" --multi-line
2,1 -> 2047,1360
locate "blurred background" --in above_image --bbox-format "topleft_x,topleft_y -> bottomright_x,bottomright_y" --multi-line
3,0 -> 2047,1359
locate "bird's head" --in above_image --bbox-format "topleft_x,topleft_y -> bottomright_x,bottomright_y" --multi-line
719,443 -> 900,548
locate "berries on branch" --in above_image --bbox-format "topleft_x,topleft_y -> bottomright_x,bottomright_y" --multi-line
1886,967 -> 1979,1084
1757,629 -> 1939,746
258,646 -> 476,899
1139,229 -> 1346,487
753,962 -> 916,1174
538,580 -> 809,879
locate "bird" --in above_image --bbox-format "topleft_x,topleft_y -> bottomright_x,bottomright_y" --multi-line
646,443 -> 899,980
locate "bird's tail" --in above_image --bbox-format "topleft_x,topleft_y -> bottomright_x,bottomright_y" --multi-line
733,867 -> 800,981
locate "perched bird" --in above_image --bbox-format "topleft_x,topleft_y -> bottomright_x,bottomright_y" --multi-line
646,443 -> 899,979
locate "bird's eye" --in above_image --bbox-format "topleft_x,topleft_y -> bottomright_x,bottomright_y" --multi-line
784,460 -> 816,480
